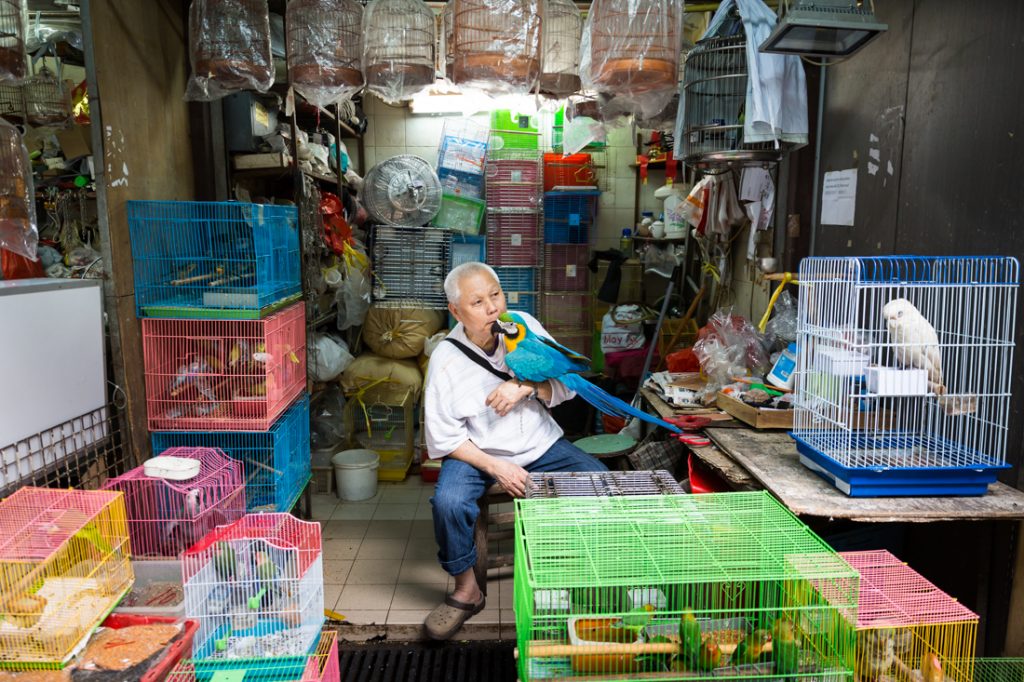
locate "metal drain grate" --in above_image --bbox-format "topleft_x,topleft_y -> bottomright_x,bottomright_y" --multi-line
338,641 -> 516,682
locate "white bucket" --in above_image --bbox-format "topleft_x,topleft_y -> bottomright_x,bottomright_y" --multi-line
332,448 -> 380,501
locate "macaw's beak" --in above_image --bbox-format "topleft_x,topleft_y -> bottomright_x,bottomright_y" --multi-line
491,320 -> 517,337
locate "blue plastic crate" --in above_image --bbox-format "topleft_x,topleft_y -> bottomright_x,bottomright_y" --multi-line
451,234 -> 487,268
543,190 -> 600,243
438,167 -> 485,199
152,394 -> 311,513
128,201 -> 301,319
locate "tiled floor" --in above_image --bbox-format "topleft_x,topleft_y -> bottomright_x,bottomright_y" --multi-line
314,474 -> 514,641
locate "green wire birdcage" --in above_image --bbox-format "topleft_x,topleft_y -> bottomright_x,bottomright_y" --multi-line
513,490 -> 859,681
973,658 -> 1024,682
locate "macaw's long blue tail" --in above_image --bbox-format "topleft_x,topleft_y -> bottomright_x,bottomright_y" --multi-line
559,374 -> 682,434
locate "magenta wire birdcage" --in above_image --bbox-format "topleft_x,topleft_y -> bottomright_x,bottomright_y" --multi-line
543,244 -> 590,291
486,210 -> 542,266
102,446 -> 247,559
142,303 -> 307,431
553,329 -> 592,357
485,149 -> 543,210
541,292 -> 592,330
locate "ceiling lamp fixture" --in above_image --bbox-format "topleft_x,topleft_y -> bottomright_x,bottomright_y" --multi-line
759,0 -> 888,58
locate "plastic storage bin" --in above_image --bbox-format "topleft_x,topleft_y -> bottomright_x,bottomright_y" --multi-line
432,193 -> 486,234
116,559 -> 186,618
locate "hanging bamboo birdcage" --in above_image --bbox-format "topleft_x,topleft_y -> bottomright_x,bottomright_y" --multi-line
287,0 -> 364,106
0,117 -> 36,260
186,0 -> 273,101
443,1 -> 455,81
23,65 -> 69,127
363,0 -> 435,103
451,0 -> 541,93
540,0 -> 582,97
0,0 -> 25,83
588,0 -> 679,96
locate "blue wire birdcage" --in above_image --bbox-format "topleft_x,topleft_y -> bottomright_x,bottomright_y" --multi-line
494,266 -> 538,317
128,201 -> 301,319
543,190 -> 599,243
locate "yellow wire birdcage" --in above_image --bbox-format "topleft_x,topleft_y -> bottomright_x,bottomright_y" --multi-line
0,487 -> 133,669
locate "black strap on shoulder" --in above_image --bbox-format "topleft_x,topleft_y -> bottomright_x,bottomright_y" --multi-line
444,338 -> 514,382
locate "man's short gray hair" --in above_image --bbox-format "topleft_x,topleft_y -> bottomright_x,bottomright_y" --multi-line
444,262 -> 501,306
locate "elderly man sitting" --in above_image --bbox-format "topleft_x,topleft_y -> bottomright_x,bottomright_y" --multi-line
421,262 -> 607,640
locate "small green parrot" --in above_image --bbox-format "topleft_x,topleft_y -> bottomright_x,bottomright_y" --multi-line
678,609 -> 702,667
615,604 -> 655,636
731,628 -> 771,666
772,616 -> 801,677
254,550 -> 279,582
696,637 -> 723,672
636,634 -> 673,672
213,541 -> 236,581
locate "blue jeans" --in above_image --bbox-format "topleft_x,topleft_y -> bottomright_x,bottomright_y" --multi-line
430,438 -> 608,577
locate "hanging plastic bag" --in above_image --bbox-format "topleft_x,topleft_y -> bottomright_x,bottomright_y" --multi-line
335,240 -> 371,330
764,288 -> 797,349
362,0 -> 437,104
185,0 -> 274,101
692,308 -> 770,397
287,0 -> 365,107
0,118 -> 38,261
308,332 -> 355,383
310,385 -> 347,450
448,0 -> 542,97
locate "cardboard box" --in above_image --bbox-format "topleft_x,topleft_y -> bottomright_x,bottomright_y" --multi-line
717,391 -> 794,430
57,123 -> 92,159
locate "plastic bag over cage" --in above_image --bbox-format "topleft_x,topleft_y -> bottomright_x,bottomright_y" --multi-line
185,0 -> 274,102
450,0 -> 541,96
362,155 -> 442,226
0,0 -> 27,83
540,0 -> 582,98
580,0 -> 682,120
286,0 -> 364,107
0,117 -> 37,260
362,0 -> 435,104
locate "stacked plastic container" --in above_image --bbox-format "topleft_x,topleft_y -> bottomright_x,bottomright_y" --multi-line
485,109 -> 543,318
128,200 -> 311,517
541,145 -> 600,355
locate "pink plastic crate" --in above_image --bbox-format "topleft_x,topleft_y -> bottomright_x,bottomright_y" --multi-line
485,152 -> 543,209
486,211 -> 542,266
543,244 -> 591,291
102,446 -> 247,559
143,302 -> 306,431
541,293 -> 592,330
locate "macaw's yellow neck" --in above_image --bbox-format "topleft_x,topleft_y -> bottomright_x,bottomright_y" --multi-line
503,323 -> 527,353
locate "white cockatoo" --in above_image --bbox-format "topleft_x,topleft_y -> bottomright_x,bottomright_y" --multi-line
882,298 -> 975,415
881,298 -> 944,394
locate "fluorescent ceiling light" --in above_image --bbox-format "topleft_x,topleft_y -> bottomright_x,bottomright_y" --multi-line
760,0 -> 888,58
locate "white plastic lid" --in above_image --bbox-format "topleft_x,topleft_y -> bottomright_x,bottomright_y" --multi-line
144,456 -> 201,481
332,449 -> 380,469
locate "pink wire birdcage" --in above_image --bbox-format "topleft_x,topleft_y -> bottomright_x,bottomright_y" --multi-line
182,513 -> 324,660
842,550 -> 979,682
541,292 -> 591,331
543,244 -> 590,291
485,149 -> 543,210
142,302 -> 306,432
102,446 -> 247,559
485,210 -> 542,267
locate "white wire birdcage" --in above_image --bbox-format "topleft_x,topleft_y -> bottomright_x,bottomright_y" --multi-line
681,35 -> 789,170
24,64 -> 69,127
0,0 -> 26,83
792,256 -> 1019,497
286,0 -> 364,107
182,513 -> 324,660
540,0 -> 582,98
362,0 -> 435,103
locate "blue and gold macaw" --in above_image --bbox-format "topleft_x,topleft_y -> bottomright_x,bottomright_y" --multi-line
493,312 -> 681,433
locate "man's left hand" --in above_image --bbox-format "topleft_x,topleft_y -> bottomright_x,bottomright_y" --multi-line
486,381 -> 534,417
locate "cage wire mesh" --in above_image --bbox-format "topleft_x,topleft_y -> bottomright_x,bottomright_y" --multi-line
286,0 -> 364,107
543,244 -> 590,291
182,513 -> 324,660
540,0 -> 582,98
0,0 -> 25,82
525,470 -> 685,498
972,658 -> 1024,682
487,211 -> 543,267
142,303 -> 308,432
541,292 -> 591,332
343,387 -> 417,481
371,225 -> 451,308
0,488 -> 134,669
362,0 -> 435,103
152,395 -> 312,514
494,266 -> 539,317
514,491 -> 858,681
485,148 -> 544,210
681,35 -> 787,170
102,446 -> 247,559
0,81 -> 24,120
841,550 -> 978,682
792,256 -> 1019,497
186,0 -> 273,101
166,629 -> 341,682
451,0 -> 541,94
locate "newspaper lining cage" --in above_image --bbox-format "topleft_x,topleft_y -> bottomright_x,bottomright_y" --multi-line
362,0 -> 435,104
514,491 -> 858,681
185,0 -> 274,101
286,0 -> 364,107
0,488 -> 133,669
166,629 -> 341,682
792,256 -> 1019,497
182,513 -> 324,660
842,550 -> 978,682
152,395 -> 312,513
102,446 -> 247,559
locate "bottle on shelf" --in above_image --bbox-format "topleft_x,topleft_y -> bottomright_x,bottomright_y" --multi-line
619,228 -> 633,254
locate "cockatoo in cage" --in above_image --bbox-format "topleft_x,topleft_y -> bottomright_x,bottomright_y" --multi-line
882,298 -> 975,416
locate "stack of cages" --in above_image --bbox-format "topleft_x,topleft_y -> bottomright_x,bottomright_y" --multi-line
166,629 -> 340,682
541,181 -> 599,356
792,256 -> 1019,497
0,488 -> 134,669
514,491 -> 859,681
342,385 -> 418,481
129,200 -> 309,518
486,109 -> 542,319
181,513 -> 324,661
433,118 -> 489,286
841,550 -> 978,682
